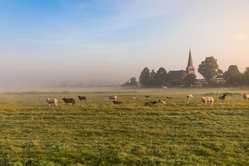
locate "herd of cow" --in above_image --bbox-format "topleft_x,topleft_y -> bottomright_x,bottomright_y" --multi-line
45,94 -> 249,106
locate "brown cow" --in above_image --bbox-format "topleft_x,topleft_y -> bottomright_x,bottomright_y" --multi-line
145,101 -> 158,106
113,101 -> 122,104
62,97 -> 75,105
78,96 -> 86,101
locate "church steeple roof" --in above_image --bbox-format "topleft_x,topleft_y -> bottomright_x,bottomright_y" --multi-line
187,48 -> 194,67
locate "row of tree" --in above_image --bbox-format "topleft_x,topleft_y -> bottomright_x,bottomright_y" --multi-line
122,67 -> 196,88
198,56 -> 249,86
219,65 -> 249,86
122,56 -> 249,88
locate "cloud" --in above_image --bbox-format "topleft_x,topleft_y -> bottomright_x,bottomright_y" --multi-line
237,33 -> 247,40
20,0 -> 185,46
106,0 -> 185,29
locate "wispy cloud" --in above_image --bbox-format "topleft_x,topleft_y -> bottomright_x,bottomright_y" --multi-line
237,33 -> 247,40
100,0 -> 185,30
61,0 -> 185,31
20,0 -> 185,46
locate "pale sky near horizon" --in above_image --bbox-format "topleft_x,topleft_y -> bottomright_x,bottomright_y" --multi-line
0,0 -> 249,87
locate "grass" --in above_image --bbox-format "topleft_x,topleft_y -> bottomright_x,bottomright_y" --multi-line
0,88 -> 248,165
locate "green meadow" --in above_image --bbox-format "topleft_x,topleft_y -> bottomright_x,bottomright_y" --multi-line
0,88 -> 248,165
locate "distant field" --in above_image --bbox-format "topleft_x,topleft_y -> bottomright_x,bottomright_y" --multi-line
0,88 -> 248,165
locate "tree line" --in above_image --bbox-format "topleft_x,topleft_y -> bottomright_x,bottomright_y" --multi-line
122,56 -> 249,88
198,56 -> 249,86
122,67 -> 196,88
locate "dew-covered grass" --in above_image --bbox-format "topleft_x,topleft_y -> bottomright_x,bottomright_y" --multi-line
0,88 -> 248,165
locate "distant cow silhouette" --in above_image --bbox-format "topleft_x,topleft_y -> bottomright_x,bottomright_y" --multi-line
113,101 -> 122,104
62,98 -> 75,105
78,96 -> 86,101
145,101 -> 158,106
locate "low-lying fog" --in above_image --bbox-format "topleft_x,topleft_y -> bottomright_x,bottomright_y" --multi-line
0,86 -> 123,93
0,68 -> 137,93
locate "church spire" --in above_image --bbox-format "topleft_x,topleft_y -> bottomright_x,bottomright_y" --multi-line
186,47 -> 195,75
187,47 -> 194,67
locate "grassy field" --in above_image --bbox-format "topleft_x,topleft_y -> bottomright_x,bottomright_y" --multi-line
0,88 -> 248,165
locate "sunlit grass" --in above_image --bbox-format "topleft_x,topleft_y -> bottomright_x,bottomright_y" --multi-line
0,88 -> 248,165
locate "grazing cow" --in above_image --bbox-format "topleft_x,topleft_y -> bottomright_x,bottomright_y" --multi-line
201,96 -> 214,104
109,95 -> 117,100
78,96 -> 86,101
145,101 -> 158,106
167,97 -> 173,99
62,97 -> 75,105
186,94 -> 193,99
113,101 -> 122,104
158,99 -> 166,104
243,94 -> 249,99
145,95 -> 150,98
46,98 -> 58,106
219,94 -> 227,100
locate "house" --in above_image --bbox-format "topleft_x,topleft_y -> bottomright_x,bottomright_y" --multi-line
210,78 -> 226,84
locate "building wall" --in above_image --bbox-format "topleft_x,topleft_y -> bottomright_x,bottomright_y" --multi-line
186,67 -> 195,75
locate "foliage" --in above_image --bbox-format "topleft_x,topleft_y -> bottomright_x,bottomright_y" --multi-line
224,66 -> 249,86
0,89 -> 248,165
150,69 -> 157,87
244,67 -> 249,75
198,56 -> 219,83
139,67 -> 151,87
121,77 -> 138,87
139,67 -> 169,88
169,79 -> 184,87
223,65 -> 240,80
225,73 -> 243,86
215,69 -> 223,78
155,67 -> 168,87
183,74 -> 196,85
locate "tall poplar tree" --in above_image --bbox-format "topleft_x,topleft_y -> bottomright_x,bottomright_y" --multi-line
139,67 -> 151,87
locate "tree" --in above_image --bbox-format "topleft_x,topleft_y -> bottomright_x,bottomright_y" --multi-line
150,69 -> 156,87
242,67 -> 249,86
225,73 -> 243,86
198,56 -> 219,84
215,69 -> 223,78
129,77 -> 137,86
243,67 -> 249,75
155,67 -> 168,87
121,77 -> 138,87
183,74 -> 196,85
169,79 -> 184,87
223,65 -> 240,80
139,67 -> 151,87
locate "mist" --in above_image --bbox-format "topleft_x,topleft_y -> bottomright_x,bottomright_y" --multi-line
1,0 -> 249,92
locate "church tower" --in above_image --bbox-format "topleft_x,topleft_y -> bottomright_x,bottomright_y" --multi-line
186,48 -> 195,75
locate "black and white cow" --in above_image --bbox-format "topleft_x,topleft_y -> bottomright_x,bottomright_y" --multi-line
219,94 -> 227,100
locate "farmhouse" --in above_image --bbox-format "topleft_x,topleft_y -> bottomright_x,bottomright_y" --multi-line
169,48 -> 195,80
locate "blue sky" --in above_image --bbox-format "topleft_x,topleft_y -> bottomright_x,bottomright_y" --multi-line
0,0 -> 249,87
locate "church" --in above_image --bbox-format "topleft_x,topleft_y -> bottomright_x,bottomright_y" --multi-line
168,48 -> 195,80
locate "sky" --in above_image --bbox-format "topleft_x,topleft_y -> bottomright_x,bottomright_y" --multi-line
0,0 -> 249,87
